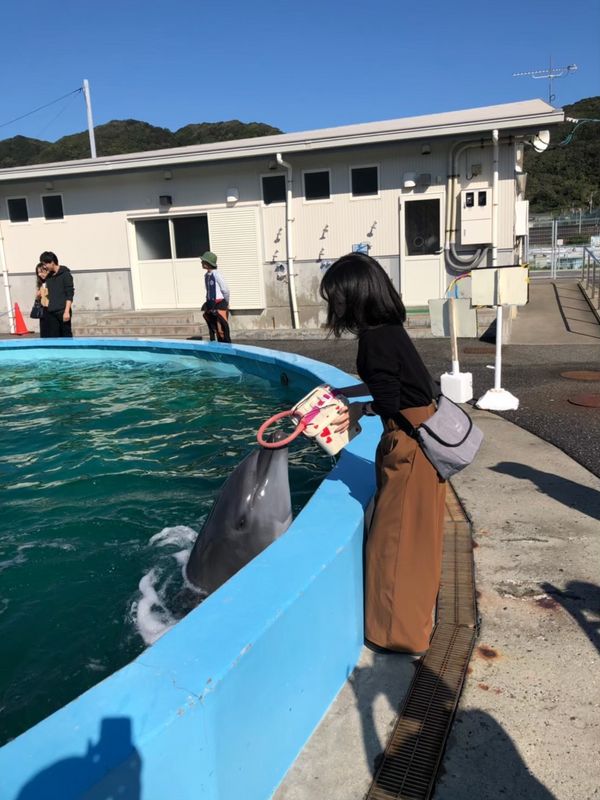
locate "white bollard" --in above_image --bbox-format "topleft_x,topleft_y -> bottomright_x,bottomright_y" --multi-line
440,297 -> 473,403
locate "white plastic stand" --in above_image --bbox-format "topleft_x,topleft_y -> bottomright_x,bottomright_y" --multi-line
440,297 -> 473,403
476,302 -> 519,411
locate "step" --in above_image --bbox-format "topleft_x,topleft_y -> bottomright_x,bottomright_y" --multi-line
73,324 -> 205,338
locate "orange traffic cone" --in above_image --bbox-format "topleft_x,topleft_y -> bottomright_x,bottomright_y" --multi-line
12,303 -> 33,336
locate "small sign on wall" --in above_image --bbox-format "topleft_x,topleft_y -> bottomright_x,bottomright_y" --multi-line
352,242 -> 370,254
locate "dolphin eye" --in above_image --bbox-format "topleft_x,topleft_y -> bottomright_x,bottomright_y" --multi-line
238,516 -> 246,528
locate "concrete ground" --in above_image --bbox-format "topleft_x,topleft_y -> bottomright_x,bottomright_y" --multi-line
271,281 -> 600,799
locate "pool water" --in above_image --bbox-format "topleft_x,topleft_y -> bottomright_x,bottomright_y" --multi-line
0,355 -> 330,744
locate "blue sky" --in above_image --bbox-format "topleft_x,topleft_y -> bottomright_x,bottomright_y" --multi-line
1,0 -> 598,143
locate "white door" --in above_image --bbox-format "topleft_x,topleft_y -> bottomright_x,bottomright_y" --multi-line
132,215 -> 209,309
131,209 -> 264,310
399,194 -> 445,307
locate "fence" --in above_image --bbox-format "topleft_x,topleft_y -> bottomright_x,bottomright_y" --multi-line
528,214 -> 600,277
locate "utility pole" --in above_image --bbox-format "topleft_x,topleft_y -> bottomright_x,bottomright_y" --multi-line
82,79 -> 97,158
512,58 -> 578,104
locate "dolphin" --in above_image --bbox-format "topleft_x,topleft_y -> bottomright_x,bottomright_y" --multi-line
185,438 -> 292,595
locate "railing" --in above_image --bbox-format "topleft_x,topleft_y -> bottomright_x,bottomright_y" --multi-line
580,247 -> 600,311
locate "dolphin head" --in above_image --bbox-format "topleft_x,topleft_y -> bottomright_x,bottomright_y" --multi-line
185,440 -> 292,594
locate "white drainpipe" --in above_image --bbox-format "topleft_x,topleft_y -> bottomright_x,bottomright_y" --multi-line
0,222 -> 15,334
276,153 -> 300,329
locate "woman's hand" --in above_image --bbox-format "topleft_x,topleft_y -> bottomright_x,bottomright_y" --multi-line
331,402 -> 364,434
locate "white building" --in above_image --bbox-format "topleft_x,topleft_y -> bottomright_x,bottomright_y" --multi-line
0,99 -> 563,332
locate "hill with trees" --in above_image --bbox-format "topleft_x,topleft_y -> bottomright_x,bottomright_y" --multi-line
0,119 -> 282,168
525,96 -> 600,214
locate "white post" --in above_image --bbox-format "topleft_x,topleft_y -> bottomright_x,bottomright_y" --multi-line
493,277 -> 503,391
449,296 -> 459,375
476,130 -> 518,411
0,222 -> 15,334
82,79 -> 97,159
440,296 -> 473,403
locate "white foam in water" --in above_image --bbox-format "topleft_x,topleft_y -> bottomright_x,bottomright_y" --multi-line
149,525 -> 198,548
134,525 -> 201,645
135,569 -> 177,645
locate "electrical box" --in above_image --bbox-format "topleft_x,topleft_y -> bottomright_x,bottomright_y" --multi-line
471,266 -> 529,306
428,298 -> 478,337
515,199 -> 529,237
461,188 -> 492,244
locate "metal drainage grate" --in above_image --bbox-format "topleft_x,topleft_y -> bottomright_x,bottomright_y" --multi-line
366,485 -> 478,800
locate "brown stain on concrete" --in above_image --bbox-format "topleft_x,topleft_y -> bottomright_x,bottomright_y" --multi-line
477,644 -> 499,660
535,595 -> 559,610
478,683 -> 490,691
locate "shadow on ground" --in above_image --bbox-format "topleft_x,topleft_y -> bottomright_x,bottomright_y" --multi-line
490,462 -> 600,521
541,580 -> 600,655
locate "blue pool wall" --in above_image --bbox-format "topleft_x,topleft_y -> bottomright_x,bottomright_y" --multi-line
0,338 -> 379,800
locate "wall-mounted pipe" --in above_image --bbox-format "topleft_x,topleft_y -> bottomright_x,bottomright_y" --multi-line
275,153 -> 300,329
0,222 -> 14,334
444,139 -> 489,273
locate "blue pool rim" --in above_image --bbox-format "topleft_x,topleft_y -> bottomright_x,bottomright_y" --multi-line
0,338 -> 379,800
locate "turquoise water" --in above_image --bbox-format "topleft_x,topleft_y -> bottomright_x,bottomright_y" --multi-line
0,354 -> 330,745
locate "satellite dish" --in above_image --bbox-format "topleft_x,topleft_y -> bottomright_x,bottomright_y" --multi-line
531,130 -> 550,153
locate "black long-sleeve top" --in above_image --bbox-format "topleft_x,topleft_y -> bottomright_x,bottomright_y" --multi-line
46,265 -> 74,312
356,324 -> 434,419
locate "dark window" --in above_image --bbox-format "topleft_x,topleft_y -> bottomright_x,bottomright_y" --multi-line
351,166 -> 378,196
404,199 -> 440,256
304,171 -> 330,201
135,220 -> 171,260
42,195 -> 64,220
262,175 -> 286,205
173,215 -> 210,259
8,198 -> 28,223
478,191 -> 487,207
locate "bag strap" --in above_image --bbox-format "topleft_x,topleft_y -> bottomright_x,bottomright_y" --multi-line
392,410 -> 419,439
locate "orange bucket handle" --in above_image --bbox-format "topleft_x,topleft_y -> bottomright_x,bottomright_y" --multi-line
257,409 -> 307,448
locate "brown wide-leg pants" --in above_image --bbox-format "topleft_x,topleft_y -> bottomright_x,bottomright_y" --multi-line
365,405 -> 446,653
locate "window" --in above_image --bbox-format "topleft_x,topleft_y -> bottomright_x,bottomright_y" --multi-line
351,166 -> 378,197
135,215 -> 210,260
7,197 -> 29,223
42,194 -> 64,220
173,216 -> 210,258
262,175 -> 286,205
304,170 -> 330,201
136,220 -> 171,260
404,199 -> 440,256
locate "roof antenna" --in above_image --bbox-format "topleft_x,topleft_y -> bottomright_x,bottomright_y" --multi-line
512,58 -> 577,105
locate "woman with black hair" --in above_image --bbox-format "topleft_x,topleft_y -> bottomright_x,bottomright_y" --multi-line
34,262 -> 51,337
322,252 -> 446,655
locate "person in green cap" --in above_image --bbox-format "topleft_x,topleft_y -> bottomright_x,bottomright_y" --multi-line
201,250 -> 231,343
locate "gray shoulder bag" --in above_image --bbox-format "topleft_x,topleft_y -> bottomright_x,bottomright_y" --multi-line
396,395 -> 484,480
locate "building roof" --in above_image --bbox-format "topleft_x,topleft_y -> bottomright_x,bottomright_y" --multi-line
0,99 -> 563,183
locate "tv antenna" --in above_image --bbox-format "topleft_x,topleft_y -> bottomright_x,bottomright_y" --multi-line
513,58 -> 577,104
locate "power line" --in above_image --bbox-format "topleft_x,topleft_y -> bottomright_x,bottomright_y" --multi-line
0,87 -> 82,133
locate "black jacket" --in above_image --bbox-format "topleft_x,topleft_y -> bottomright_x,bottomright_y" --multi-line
47,265 -> 74,312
